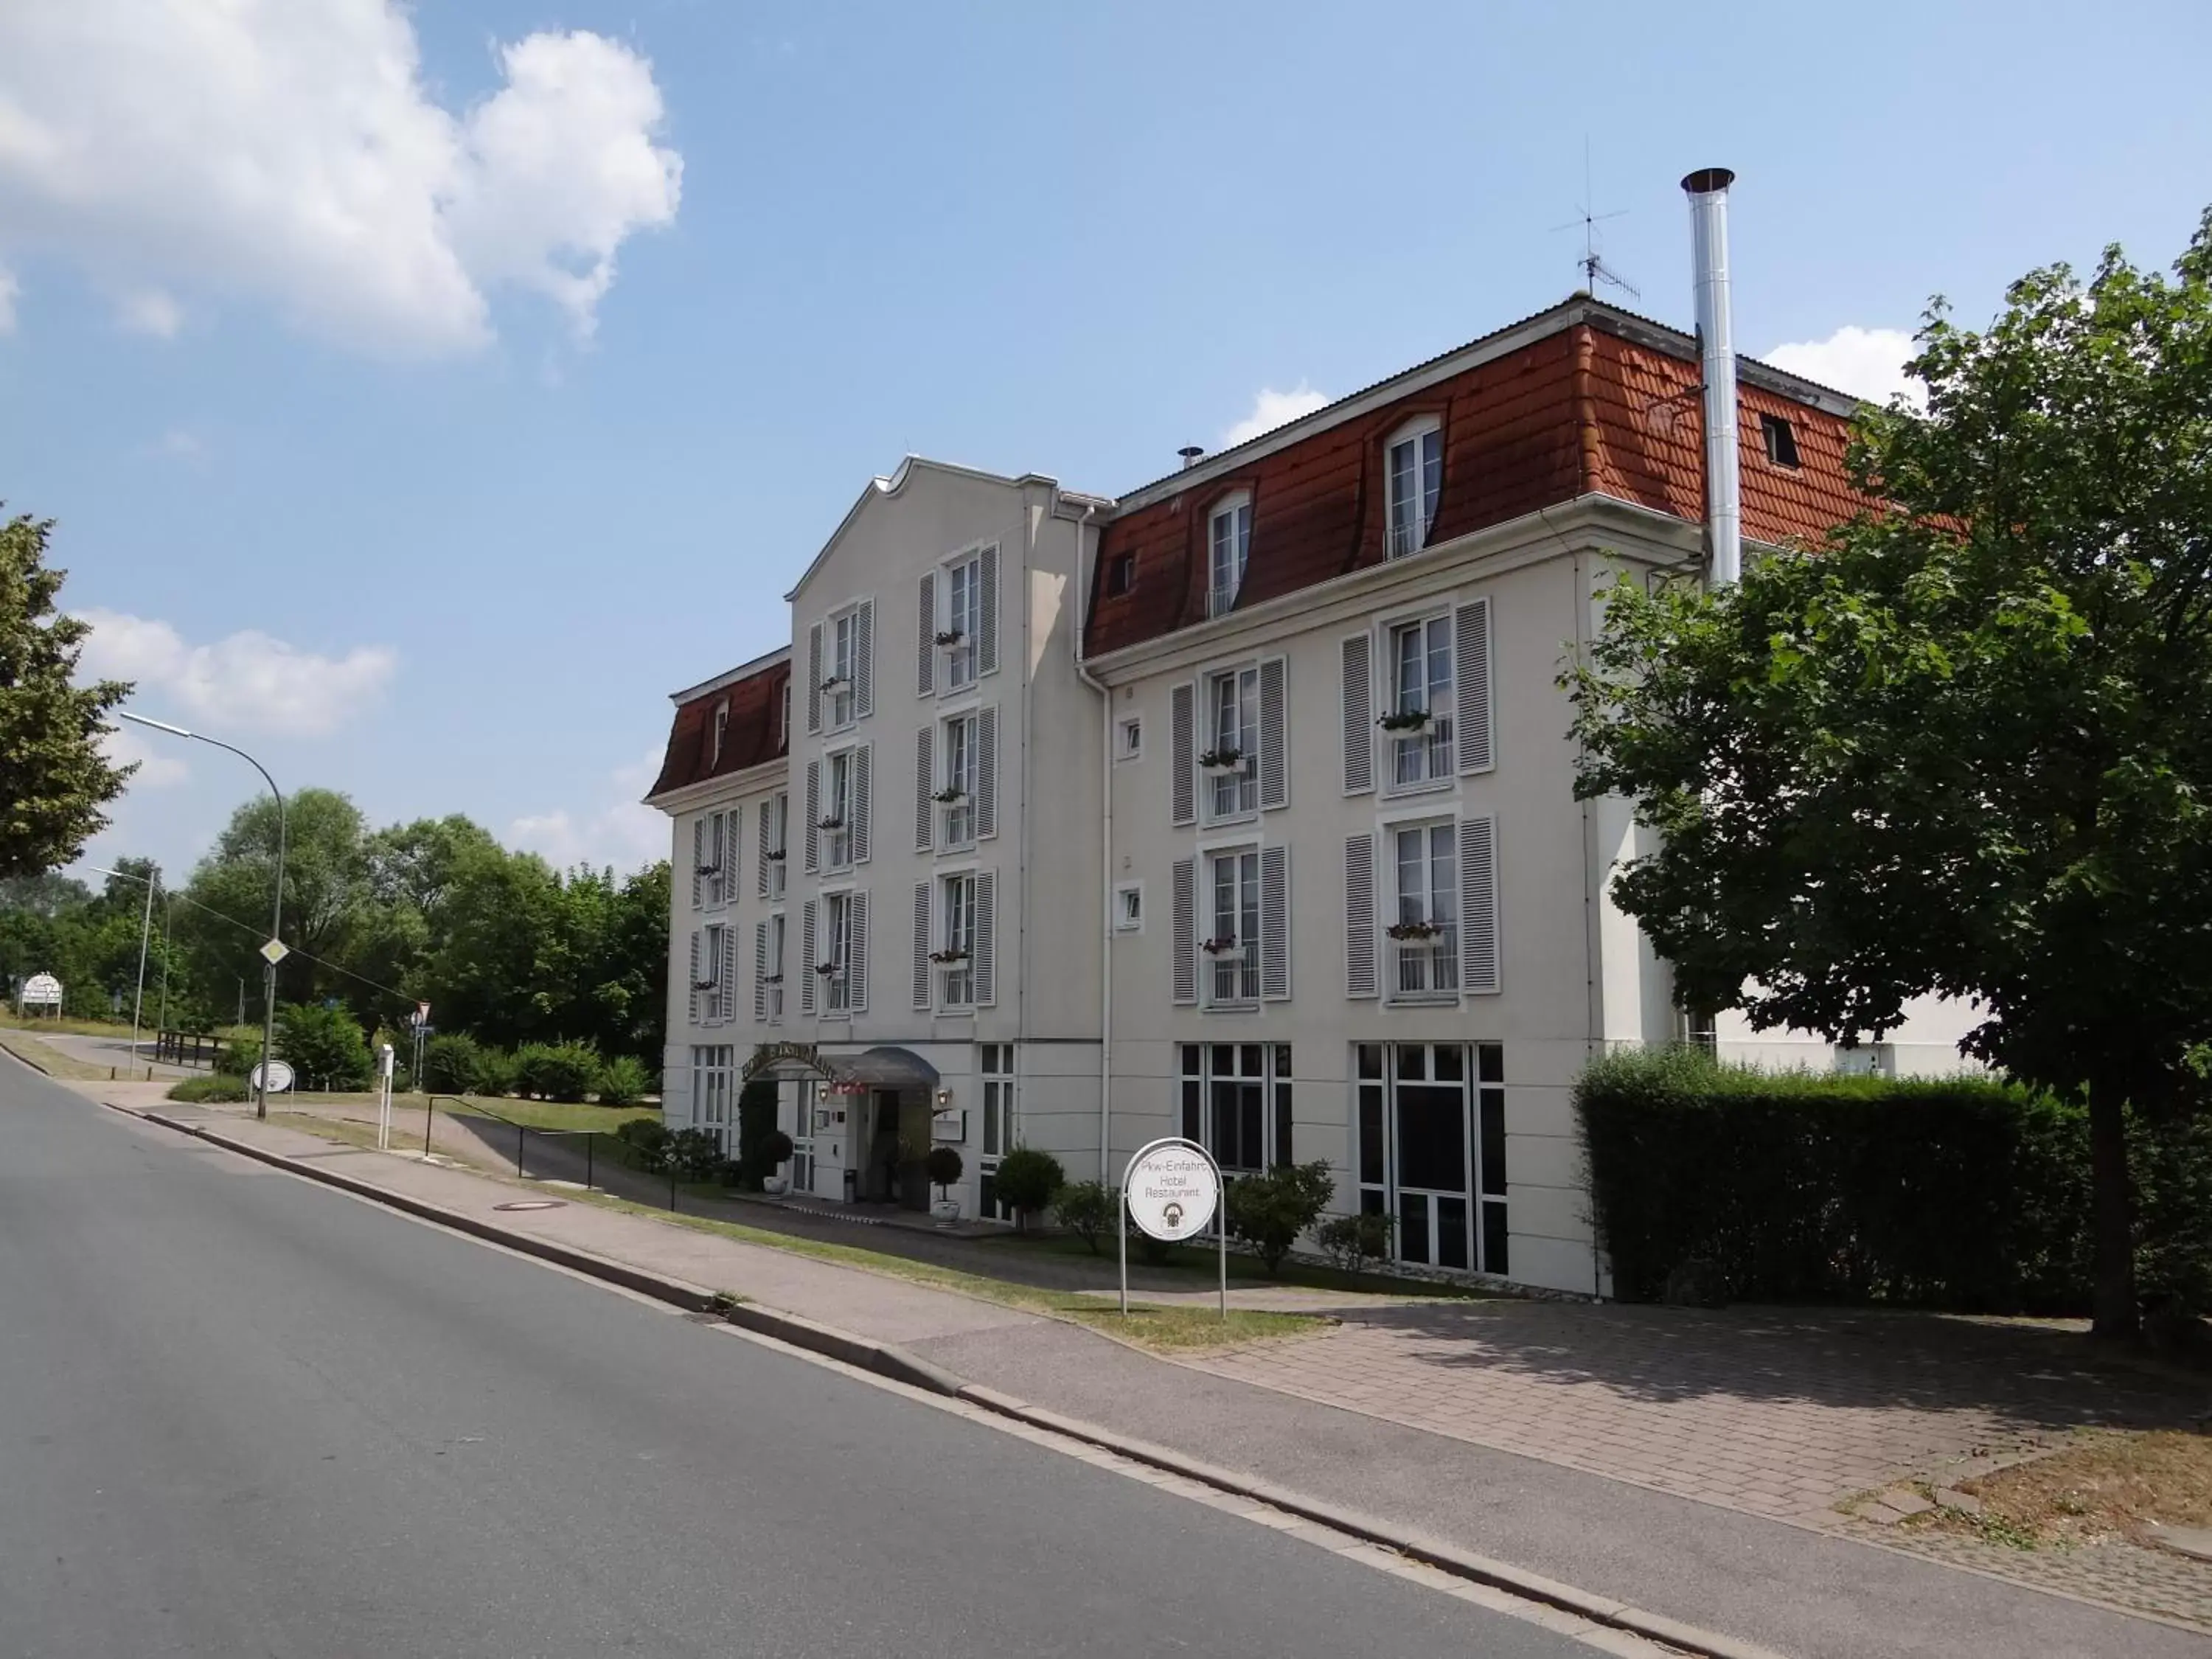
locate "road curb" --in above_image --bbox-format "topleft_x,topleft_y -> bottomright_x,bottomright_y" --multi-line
117,1102 -> 1780,1659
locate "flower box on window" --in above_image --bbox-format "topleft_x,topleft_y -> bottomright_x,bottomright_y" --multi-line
1198,936 -> 1244,961
816,815 -> 846,831
1377,709 -> 1433,733
933,628 -> 965,647
931,786 -> 967,804
765,848 -> 787,863
928,948 -> 970,964
1197,747 -> 1246,773
814,962 -> 839,976
819,674 -> 851,692
1386,919 -> 1444,942
692,978 -> 721,992
762,974 -> 784,986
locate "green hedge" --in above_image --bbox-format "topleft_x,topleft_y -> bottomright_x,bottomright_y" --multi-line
1576,1047 -> 2211,1314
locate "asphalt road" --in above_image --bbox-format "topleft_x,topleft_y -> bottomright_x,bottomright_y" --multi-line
0,1060 -> 1593,1658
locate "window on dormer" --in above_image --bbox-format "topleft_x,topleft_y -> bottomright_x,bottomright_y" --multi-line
1386,418 -> 1443,557
1106,552 -> 1135,597
1208,493 -> 1251,617
711,702 -> 728,767
1761,412 -> 1801,469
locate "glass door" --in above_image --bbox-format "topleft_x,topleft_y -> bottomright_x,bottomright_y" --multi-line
1392,1044 -> 1472,1270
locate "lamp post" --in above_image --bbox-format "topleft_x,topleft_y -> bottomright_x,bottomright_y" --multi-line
88,862 -> 161,1079
119,712 -> 286,1121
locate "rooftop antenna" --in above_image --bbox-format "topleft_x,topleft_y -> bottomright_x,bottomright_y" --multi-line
1552,137 -> 1638,300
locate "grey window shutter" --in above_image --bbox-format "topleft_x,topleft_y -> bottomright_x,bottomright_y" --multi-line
799,902 -> 818,1014
754,922 -> 768,1021
917,571 -> 936,698
854,598 -> 875,718
757,801 -> 771,897
1341,634 -> 1373,794
690,818 -> 704,908
1259,655 -> 1288,810
1458,815 -> 1500,994
978,543 -> 1000,677
1455,597 -> 1493,774
976,706 -> 999,840
720,927 -> 738,1022
852,742 -> 873,863
911,880 -> 933,1011
807,622 -> 824,734
1171,856 -> 1197,1005
723,810 -> 739,904
1344,833 -> 1378,999
1260,844 -> 1290,1001
687,929 -> 702,1024
914,726 -> 934,852
973,869 -> 997,1006
848,891 -> 869,1012
803,759 -> 821,873
1169,681 -> 1195,826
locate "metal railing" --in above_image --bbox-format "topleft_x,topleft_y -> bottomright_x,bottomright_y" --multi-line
155,1029 -> 222,1069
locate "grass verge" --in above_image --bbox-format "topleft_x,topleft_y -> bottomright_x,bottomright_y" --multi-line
1909,1429 -> 2212,1549
0,1030 -> 115,1079
978,1227 -> 1494,1300
0,1012 -> 138,1039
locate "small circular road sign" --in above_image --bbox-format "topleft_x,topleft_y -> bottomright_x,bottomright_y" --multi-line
1124,1140 -> 1221,1242
249,1059 -> 295,1093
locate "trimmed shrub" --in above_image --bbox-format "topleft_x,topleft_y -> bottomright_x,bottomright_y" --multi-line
515,1041 -> 601,1103
1225,1160 -> 1336,1274
276,1004 -> 374,1091
665,1127 -> 723,1181
472,1047 -> 521,1098
1316,1210 -> 1394,1276
924,1144 -> 964,1196
594,1054 -> 651,1106
1052,1181 -> 1118,1254
167,1073 -> 251,1104
759,1127 -> 794,1171
420,1032 -> 484,1094
734,1079 -> 781,1186
992,1146 -> 1064,1228
614,1117 -> 672,1167
1575,1046 -> 2212,1314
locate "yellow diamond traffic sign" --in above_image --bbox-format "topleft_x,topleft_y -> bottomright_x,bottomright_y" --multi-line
259,938 -> 289,967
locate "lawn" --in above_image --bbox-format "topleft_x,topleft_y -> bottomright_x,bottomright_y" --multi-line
1910,1429 -> 2212,1550
978,1225 -> 1495,1299
177,1085 -> 658,1138
0,1030 -> 114,1080
0,1012 -> 135,1039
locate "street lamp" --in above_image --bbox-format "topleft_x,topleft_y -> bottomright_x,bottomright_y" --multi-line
87,863 -> 161,1079
118,712 -> 286,1121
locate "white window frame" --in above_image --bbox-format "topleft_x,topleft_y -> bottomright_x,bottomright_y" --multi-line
690,1044 -> 736,1154
1116,714 -> 1143,762
700,810 -> 728,909
940,550 -> 983,692
1201,663 -> 1260,822
1382,613 -> 1455,793
711,701 -> 729,767
1203,844 -> 1261,1007
1113,880 -> 1144,933
827,610 -> 859,730
1208,491 -> 1251,618
821,890 -> 853,1015
765,911 -> 786,1025
1387,817 -> 1461,1003
1385,416 -> 1443,558
779,682 -> 792,752
978,1042 -> 1018,1208
1179,1043 -> 1293,1175
939,709 -> 978,850
699,921 -> 730,1023
937,870 -> 976,1009
821,748 -> 855,872
766,791 -> 788,900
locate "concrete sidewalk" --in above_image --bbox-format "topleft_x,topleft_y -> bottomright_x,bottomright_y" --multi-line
102,1089 -> 2210,1659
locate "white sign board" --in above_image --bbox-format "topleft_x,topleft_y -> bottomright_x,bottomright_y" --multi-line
1125,1140 -> 1221,1242
19,973 -> 62,1007
250,1059 -> 295,1094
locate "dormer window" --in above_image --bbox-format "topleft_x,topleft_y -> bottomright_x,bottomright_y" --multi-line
1208,492 -> 1251,618
1386,417 -> 1442,557
1760,412 -> 1801,469
1106,552 -> 1135,597
711,702 -> 728,766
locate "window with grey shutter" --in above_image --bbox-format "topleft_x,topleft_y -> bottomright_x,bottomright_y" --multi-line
1260,844 -> 1290,1000
720,927 -> 738,1022
975,706 -> 999,840
854,598 -> 875,718
754,922 -> 769,1021
847,891 -> 869,1012
1458,815 -> 1499,993
1169,681 -> 1195,826
914,727 -> 934,852
1171,856 -> 1197,1005
807,622 -> 824,734
690,818 -> 705,908
1455,597 -> 1493,774
803,759 -> 821,874
799,901 -> 818,1014
917,571 -> 936,698
1341,634 -> 1373,794
757,800 -> 771,897
1344,832 -> 1378,998
911,881 -> 933,1010
852,742 -> 873,863
973,869 -> 997,1006
978,544 -> 1000,677
1259,655 -> 1288,810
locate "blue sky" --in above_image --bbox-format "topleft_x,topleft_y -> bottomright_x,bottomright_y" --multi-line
4,0 -> 2208,888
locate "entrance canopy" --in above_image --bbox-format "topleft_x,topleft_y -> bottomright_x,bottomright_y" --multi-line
742,1040 -> 939,1094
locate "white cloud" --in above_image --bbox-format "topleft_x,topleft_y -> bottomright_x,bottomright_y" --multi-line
1222,383 -> 1331,448
116,288 -> 181,337
0,262 -> 16,332
150,427 -> 204,460
0,4 -> 682,357
1761,326 -> 1924,409
509,748 -> 667,873
100,723 -> 189,789
73,609 -> 397,737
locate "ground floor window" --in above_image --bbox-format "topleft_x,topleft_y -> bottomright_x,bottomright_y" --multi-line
978,1043 -> 1018,1221
784,1078 -> 817,1194
1354,1041 -> 1506,1274
691,1045 -> 734,1155
1180,1043 -> 1292,1175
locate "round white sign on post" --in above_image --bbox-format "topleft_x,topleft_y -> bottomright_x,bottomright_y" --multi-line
20,973 -> 63,1007
1125,1140 -> 1221,1242
249,1060 -> 295,1094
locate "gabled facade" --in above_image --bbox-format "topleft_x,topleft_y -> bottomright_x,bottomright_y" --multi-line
645,294 -> 1976,1295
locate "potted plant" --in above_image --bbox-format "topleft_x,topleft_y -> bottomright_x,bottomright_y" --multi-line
819,672 -> 850,692
1386,919 -> 1443,942
1199,935 -> 1243,962
814,961 -> 838,977
925,1144 -> 964,1225
759,1128 -> 796,1196
1197,745 -> 1245,773
933,627 -> 965,647
928,947 -> 970,964
816,813 -> 846,831
931,785 -> 966,803
1377,708 -> 1433,732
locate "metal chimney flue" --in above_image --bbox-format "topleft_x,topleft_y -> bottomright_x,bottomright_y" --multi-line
1178,445 -> 1206,470
1681,167 -> 1740,588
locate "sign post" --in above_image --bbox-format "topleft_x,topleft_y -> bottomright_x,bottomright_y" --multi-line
1119,1136 -> 1227,1321
18,973 -> 63,1018
376,1043 -> 395,1150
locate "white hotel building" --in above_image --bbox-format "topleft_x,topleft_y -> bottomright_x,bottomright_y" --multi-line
644,288 -> 1975,1297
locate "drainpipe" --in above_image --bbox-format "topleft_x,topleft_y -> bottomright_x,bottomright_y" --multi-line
1069,501 -> 1113,1183
1682,167 -> 1741,588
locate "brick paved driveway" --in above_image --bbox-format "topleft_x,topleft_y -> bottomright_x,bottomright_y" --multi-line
1192,1298 -> 2208,1526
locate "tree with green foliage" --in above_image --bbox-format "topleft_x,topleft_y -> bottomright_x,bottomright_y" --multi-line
1566,211 -> 2212,1340
0,512 -> 134,880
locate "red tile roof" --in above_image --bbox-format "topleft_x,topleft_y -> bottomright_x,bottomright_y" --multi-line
647,656 -> 790,799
